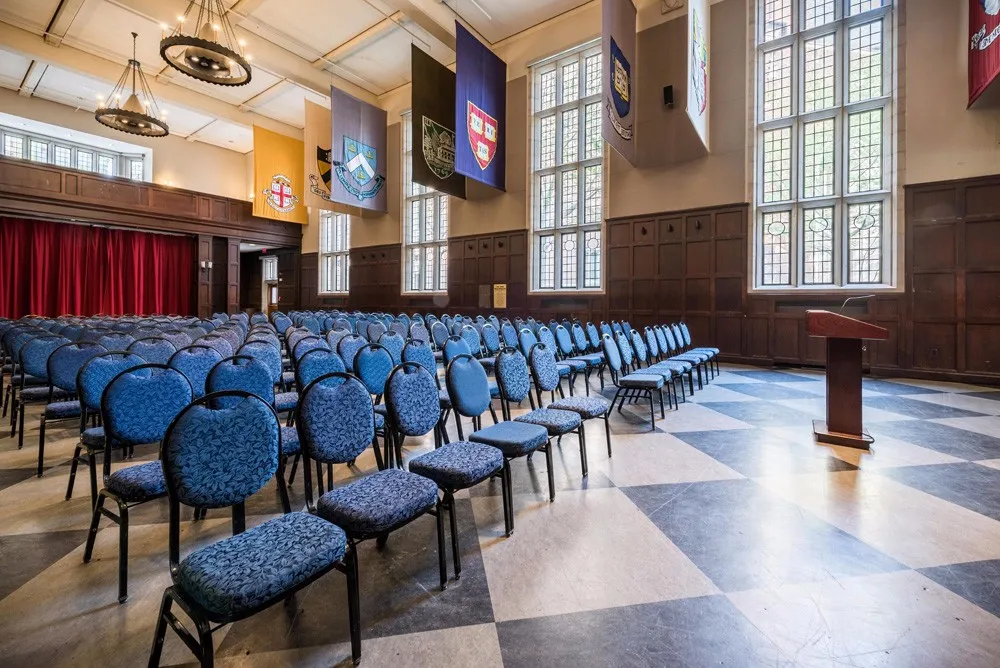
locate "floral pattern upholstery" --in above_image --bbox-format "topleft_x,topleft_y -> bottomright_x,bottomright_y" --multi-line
44,400 -> 80,419
378,332 -> 405,365
443,337 -> 471,364
337,335 -> 367,372
602,334 -> 624,373
517,329 -> 538,359
515,407 -> 582,435
296,350 -> 345,391
630,331 -> 649,363
470,421 -> 548,457
20,386 -> 72,401
207,357 -> 274,409
199,336 -> 234,359
355,346 -> 393,396
48,343 -> 106,392
496,350 -> 531,403
446,356 -> 491,418
238,341 -> 283,385
164,396 -> 279,508
401,340 -> 437,376
176,512 -> 346,618
644,328 -> 660,358
300,316 -> 321,334
615,331 -> 635,367
82,426 -> 104,448
298,377 -> 374,464
78,353 -> 148,411
650,360 -> 690,374
326,329 -> 350,352
500,322 -> 518,348
169,347 -> 223,399
409,441 -> 503,489
385,365 -> 439,437
430,321 -> 449,348
409,323 -> 430,345
105,368 -> 193,446
317,468 -> 438,536
274,315 -> 293,334
460,326 -> 481,357
550,395 -> 610,418
481,324 -> 501,354
160,330 -> 192,350
274,392 -> 298,412
280,426 -> 301,456
106,461 -> 167,502
529,344 -> 561,392
21,336 -> 70,379
292,337 -> 329,362
127,338 -> 177,366
96,333 -> 135,353
620,373 -> 664,389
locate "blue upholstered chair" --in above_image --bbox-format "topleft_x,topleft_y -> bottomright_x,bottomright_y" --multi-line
430,320 -> 449,352
497,346 -> 586,480
517,327 -> 539,360
366,321 -> 387,342
626,329 -> 679,410
160,329 -> 193,351
378,331 -> 405,365
327,327 -> 351,352
12,334 -> 70,449
127,337 -> 177,365
355,343 -> 394,459
388,320 -> 408,340
537,326 -> 576,395
677,322 -> 720,375
443,335 -> 471,365
250,312 -> 269,325
213,325 -> 245,352
96,332 -> 136,352
481,323 -> 502,357
292,335 -> 330,363
642,327 -> 690,405
148,390 -> 361,668
300,315 -> 321,335
448,354 -> 553,504
409,321 -> 430,346
169,345 -> 224,399
658,325 -> 707,393
555,324 -> 599,395
36,341 -> 106,477
197,334 -> 234,360
602,334 -> 664,430
83,364 -> 193,603
297,372 -> 443,592
337,334 -> 367,373
296,348 -> 346,392
397,363 -> 512,581
402,338 -> 451,436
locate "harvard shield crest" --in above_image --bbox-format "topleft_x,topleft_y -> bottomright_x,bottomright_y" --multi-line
262,174 -> 299,213
466,101 -> 498,171
422,116 -> 457,180
333,136 -> 385,202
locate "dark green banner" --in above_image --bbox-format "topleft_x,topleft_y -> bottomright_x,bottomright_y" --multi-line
411,45 -> 466,199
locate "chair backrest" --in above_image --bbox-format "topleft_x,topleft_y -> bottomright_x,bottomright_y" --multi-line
495,347 -> 532,405
517,328 -> 538,359
554,325 -> 576,357
333,317 -> 352,333
481,323 -> 501,354
528,343 -> 561,393
355,343 -> 394,396
211,326 -> 243,352
238,340 -> 282,384
207,355 -> 275,409
430,321 -> 449,349
643,327 -> 660,358
600,322 -> 613,338
670,324 -> 686,349
611,321 -> 623,335
127,337 -> 177,365
450,321 -> 465,336
614,330 -> 635,368
388,321 -> 408,339
378,331 -> 405,364
162,392 -> 279,512
537,326 -> 557,353
460,324 -> 482,357
181,324 -> 207,341
286,328 -> 312,354
366,321 -> 387,342
160,329 -> 193,350
443,335 -> 472,364
653,325 -> 670,354
401,339 -> 437,377
292,335 -> 329,362
198,334 -> 234,359
601,334 -> 624,374
488,315 -> 500,330
584,322 -> 600,350
21,335 -> 70,380
300,315 -> 321,334
48,342 -> 107,393
397,313 -> 412,330
273,314 -> 293,334
337,334 -> 367,372
77,352 -> 147,412
250,312 -> 269,325
103,364 -> 193,446
679,322 -> 694,347
96,332 -> 135,352
385,362 -> 440,437
168,345 -> 224,399
445,354 -> 491,418
661,325 -> 679,353
500,321 -> 518,348
326,328 -> 350,352
296,348 -> 346,391
297,373 -> 374,465
628,329 -> 647,365
408,322 -> 430,345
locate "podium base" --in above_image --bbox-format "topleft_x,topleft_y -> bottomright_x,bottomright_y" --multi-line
813,420 -> 874,450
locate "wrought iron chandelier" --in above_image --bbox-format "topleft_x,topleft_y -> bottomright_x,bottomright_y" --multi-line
95,32 -> 169,138
160,0 -> 252,86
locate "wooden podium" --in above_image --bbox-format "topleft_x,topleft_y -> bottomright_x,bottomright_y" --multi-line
805,310 -> 889,450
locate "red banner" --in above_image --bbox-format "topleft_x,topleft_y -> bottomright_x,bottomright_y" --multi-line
970,0 -> 1000,106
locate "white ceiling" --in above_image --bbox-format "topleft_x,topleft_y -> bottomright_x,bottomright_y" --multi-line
0,0 -> 597,155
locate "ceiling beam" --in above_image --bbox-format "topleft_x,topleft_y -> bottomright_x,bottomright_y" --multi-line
43,0 -> 88,46
379,0 -> 457,51
0,21 -> 304,138
314,12 -> 405,65
18,60 -> 47,97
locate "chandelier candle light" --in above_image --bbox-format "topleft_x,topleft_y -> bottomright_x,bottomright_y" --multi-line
94,32 -> 169,138
160,0 -> 252,86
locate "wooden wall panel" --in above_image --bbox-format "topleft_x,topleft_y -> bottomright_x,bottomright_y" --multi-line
196,235 -> 212,320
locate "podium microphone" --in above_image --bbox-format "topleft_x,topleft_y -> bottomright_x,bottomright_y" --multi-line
839,295 -> 875,313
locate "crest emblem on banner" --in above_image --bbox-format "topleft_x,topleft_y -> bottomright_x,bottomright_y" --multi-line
309,146 -> 333,201
422,116 -> 457,179
466,101 -> 498,170
263,174 -> 299,213
607,37 -> 634,140
333,136 -> 385,201
691,9 -> 708,115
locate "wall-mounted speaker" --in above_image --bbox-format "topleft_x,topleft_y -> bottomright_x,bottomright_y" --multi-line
663,85 -> 674,108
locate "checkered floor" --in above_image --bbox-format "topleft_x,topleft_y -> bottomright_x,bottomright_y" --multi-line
3,364 -> 1000,667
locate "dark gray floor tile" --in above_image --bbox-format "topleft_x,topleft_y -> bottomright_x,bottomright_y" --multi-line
723,382 -> 823,401
675,428 -> 857,477
728,369 -> 818,383
919,559 -> 1000,618
497,595 -> 791,668
861,378 -> 944,395
217,498 -> 494,655
964,392 -> 1000,403
699,401 -> 817,428
623,479 -> 904,592
881,463 -> 1000,521
0,467 -> 38,492
868,420 -> 1000,460
466,446 -> 614,498
0,530 -> 89,600
863,395 -> 987,419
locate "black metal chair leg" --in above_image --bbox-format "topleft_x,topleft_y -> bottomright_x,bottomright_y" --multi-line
118,501 -> 130,603
83,492 -> 105,563
544,441 -> 555,502
287,454 -> 300,484
447,492 -> 461,579
147,590 -> 173,668
578,425 -> 588,477
346,546 -> 362,666
196,613 -> 215,668
88,451 -> 99,510
501,460 -> 514,536
648,392 -> 656,430
37,415 -> 47,477
17,396 -> 25,448
275,462 -> 292,514
66,444 -> 82,500
604,414 -> 612,457
436,499 -> 447,590
488,403 -> 499,425
454,411 -> 465,440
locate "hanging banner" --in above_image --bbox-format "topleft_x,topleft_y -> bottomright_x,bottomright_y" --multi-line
970,0 -> 1000,106
602,0 -> 637,165
687,0 -> 710,148
253,126 -> 307,224
455,22 -> 507,191
412,45 -> 466,199
329,86 -> 388,213
304,100 -> 359,217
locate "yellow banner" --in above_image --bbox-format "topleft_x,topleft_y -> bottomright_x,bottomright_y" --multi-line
253,126 -> 308,224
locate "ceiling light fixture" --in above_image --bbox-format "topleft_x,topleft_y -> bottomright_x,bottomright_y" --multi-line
94,32 -> 169,138
160,0 -> 251,86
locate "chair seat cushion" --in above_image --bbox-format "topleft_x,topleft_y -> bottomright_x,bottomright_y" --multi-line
644,365 -> 677,379
555,363 -> 572,377
274,392 -> 298,413
620,373 -> 664,389
692,347 -> 720,354
106,461 -> 166,502
479,357 -> 495,372
560,359 -> 588,372
374,404 -> 388,416
438,389 -> 452,408
653,360 -> 692,373
281,371 -> 295,386
82,426 -> 104,448
19,375 -> 48,387
375,412 -> 385,429
317,468 -> 438,536
280,426 -> 300,457
515,407 -> 582,435
571,354 -> 604,367
409,441 -> 503,489
19,386 -> 72,401
45,400 -> 81,419
489,381 -> 500,398
176,512 -> 346,619
671,353 -> 709,364
470,421 -> 548,457
549,395 -> 611,418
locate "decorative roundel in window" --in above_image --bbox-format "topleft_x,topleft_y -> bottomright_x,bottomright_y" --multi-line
563,237 -> 576,252
808,217 -> 830,233
586,236 -> 600,250
766,221 -> 787,236
852,213 -> 877,230
543,239 -> 554,254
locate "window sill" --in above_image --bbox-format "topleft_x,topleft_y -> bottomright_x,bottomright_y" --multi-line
401,291 -> 448,296
317,291 -> 349,296
748,285 -> 901,295
528,289 -> 606,297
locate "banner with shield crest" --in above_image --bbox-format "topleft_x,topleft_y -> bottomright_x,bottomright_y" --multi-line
328,86 -> 388,213
454,22 -> 506,191
411,45 -> 466,199
603,0 -> 637,165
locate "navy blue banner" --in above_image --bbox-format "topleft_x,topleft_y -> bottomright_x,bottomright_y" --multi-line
454,22 -> 506,191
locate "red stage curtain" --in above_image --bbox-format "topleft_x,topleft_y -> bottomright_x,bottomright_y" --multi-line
0,217 -> 196,318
